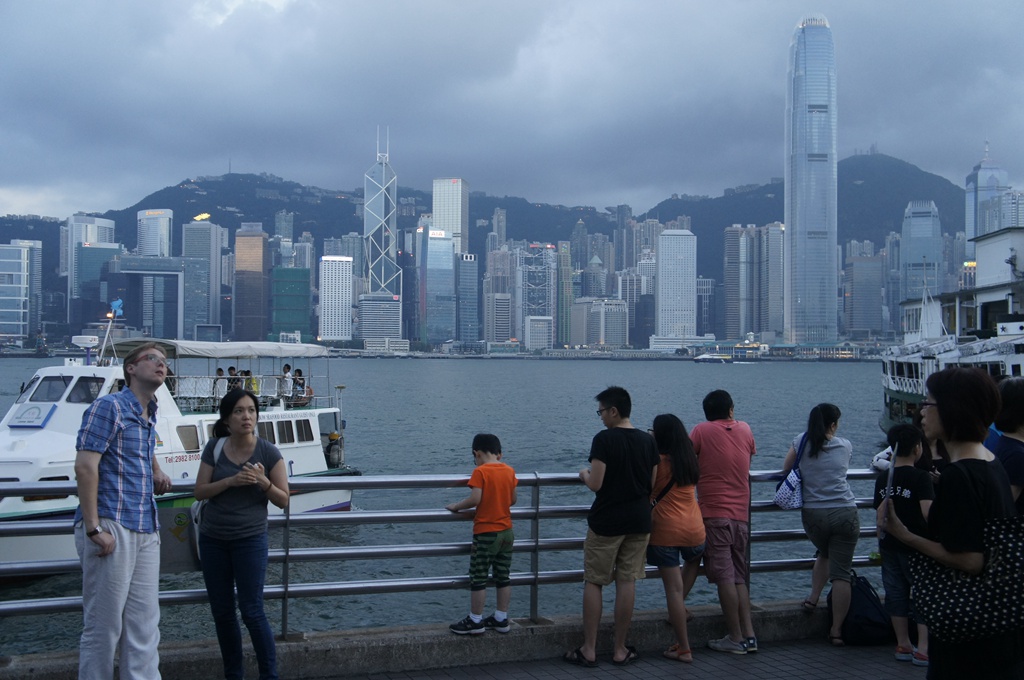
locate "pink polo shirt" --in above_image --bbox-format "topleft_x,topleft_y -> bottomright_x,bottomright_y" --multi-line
690,419 -> 756,521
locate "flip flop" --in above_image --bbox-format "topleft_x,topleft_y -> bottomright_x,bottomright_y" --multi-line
663,643 -> 693,663
802,599 -> 818,613
829,634 -> 845,647
564,646 -> 598,668
612,645 -> 640,666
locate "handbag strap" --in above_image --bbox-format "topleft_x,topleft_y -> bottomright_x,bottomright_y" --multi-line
213,437 -> 226,464
793,433 -> 808,470
651,479 -> 676,507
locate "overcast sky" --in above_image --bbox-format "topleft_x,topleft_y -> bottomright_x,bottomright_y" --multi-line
2,1 -> 1021,220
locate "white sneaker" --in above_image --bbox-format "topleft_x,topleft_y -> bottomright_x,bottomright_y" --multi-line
707,635 -> 747,654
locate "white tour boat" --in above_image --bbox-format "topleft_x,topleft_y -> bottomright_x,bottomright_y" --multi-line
0,337 -> 359,565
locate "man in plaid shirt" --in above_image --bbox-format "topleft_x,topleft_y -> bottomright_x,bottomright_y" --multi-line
74,342 -> 173,679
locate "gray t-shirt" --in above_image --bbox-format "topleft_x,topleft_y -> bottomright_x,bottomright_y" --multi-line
199,437 -> 283,540
793,433 -> 856,508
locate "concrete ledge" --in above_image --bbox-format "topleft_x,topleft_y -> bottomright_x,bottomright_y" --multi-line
0,600 -> 830,679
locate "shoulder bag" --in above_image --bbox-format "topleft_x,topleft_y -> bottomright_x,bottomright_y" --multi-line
909,465 -> 1024,642
190,438 -> 226,558
773,434 -> 806,510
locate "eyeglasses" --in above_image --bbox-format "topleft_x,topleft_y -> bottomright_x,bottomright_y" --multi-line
919,400 -> 937,409
136,354 -> 167,368
596,407 -> 609,416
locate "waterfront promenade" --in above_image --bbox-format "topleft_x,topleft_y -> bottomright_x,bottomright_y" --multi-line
0,601 -> 923,679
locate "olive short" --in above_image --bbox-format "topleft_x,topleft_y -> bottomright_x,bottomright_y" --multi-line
582,529 -> 649,586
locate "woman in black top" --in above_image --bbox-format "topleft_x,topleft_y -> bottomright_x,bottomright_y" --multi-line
881,367 -> 1020,679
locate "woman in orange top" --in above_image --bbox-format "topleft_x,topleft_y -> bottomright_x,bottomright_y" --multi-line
647,413 -> 706,663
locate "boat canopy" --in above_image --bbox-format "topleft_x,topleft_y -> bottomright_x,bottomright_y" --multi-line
107,339 -> 331,360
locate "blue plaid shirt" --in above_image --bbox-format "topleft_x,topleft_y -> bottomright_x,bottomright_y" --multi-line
74,388 -> 160,533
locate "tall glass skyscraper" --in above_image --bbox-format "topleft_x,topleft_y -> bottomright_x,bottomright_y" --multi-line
784,15 -> 837,343
965,144 -> 1010,258
899,200 -> 943,302
419,229 -> 456,345
364,139 -> 401,297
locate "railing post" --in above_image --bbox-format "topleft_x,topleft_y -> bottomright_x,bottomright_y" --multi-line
530,472 -> 540,622
280,499 -> 291,639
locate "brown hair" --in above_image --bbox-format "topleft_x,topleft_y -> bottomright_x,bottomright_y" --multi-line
123,342 -> 164,387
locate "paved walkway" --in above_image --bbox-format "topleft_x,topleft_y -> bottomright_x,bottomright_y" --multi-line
349,639 -> 927,680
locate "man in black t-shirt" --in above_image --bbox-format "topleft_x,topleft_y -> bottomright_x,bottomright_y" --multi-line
564,386 -> 659,668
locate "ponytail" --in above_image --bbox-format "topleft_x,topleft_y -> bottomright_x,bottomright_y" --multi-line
806,403 -> 841,458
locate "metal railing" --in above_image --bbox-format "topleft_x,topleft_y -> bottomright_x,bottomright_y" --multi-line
0,469 -> 881,636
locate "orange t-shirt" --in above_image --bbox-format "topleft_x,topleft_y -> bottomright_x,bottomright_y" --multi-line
469,462 -> 517,534
649,457 -> 705,547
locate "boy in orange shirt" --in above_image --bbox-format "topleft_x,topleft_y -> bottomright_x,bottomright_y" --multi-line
446,433 -> 518,634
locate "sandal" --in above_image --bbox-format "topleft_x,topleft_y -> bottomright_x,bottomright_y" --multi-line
564,646 -> 598,668
828,634 -> 845,647
612,645 -> 640,666
801,599 -> 818,613
663,643 -> 693,663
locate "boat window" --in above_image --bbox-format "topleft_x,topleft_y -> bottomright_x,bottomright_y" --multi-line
296,419 -> 314,442
1013,365 -> 1021,377
277,421 -> 295,445
177,426 -> 200,453
257,421 -> 276,444
66,378 -> 106,404
30,376 -> 73,402
318,412 -> 339,438
15,376 -> 40,404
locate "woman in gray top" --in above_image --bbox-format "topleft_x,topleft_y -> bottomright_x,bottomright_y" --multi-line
195,389 -> 290,680
780,403 -> 857,646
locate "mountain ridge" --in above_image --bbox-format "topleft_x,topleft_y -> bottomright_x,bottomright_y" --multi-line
0,152 -> 966,290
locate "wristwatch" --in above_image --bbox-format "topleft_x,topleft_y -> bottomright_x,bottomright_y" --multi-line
87,526 -> 104,537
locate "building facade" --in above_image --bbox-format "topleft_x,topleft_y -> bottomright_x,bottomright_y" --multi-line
234,225 -> 271,341
655,229 -> 697,338
784,15 -> 838,343
433,178 -> 469,254
900,200 -> 943,302
136,209 -> 172,257
319,256 -> 353,341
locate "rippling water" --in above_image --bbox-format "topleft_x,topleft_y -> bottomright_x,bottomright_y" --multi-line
0,356 -> 886,654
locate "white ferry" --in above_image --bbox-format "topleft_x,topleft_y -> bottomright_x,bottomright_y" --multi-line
880,304 -> 1024,432
0,338 -> 359,564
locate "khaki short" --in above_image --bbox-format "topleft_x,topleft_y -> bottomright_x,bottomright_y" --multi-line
583,529 -> 650,586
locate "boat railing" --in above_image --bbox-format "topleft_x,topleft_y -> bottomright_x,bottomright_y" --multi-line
166,373 -> 324,413
0,469 -> 882,635
886,375 -> 924,395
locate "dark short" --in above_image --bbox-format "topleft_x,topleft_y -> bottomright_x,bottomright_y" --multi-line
646,542 -> 706,568
468,529 -> 514,591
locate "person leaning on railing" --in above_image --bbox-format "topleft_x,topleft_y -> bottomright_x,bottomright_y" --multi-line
781,403 -> 857,647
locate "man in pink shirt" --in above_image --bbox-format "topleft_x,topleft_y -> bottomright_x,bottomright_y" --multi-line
690,389 -> 758,654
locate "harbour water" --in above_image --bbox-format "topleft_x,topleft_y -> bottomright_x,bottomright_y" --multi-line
0,356 -> 886,655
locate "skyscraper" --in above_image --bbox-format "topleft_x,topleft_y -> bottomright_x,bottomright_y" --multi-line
137,209 -> 172,257
319,256 -> 353,341
418,228 -> 456,344
433,178 -> 469,254
900,200 -> 943,302
234,224 -> 271,341
785,15 -> 838,343
455,253 -> 479,342
0,241 -> 42,343
182,220 -> 223,326
965,144 -> 1011,257
655,229 -> 697,338
361,137 -> 402,340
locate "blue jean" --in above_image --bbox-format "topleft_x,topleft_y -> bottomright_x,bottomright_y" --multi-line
880,546 -> 914,618
199,532 -> 278,680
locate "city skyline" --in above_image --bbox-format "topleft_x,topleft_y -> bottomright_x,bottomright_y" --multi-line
2,2 -> 1022,220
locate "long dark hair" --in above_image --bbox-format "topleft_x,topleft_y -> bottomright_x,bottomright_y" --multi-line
212,388 -> 260,437
806,403 -> 841,458
652,413 -> 699,486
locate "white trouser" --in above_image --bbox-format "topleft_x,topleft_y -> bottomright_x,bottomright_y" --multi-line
75,519 -> 161,680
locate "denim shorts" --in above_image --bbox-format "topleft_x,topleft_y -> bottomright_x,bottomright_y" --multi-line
880,547 -> 914,618
646,542 -> 706,568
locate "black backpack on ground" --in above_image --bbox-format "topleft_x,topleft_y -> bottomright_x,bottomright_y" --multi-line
826,571 -> 895,646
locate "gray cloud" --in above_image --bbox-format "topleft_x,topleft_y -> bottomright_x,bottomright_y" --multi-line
1,0 -> 1021,219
